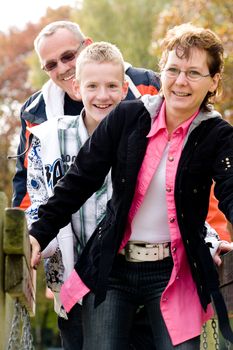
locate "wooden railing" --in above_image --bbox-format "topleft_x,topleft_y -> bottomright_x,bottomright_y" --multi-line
0,192 -> 36,349
0,192 -> 9,350
219,251 -> 233,316
218,250 -> 233,348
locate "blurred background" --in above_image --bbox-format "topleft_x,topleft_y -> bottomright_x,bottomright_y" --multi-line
0,0 -> 232,348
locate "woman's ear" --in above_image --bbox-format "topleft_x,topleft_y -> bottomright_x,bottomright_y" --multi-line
209,73 -> 220,93
72,79 -> 82,101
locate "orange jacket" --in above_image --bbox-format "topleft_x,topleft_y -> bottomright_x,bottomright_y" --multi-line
207,184 -> 231,242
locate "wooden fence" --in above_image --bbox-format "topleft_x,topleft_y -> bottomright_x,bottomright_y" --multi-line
0,191 -> 36,349
218,250 -> 233,348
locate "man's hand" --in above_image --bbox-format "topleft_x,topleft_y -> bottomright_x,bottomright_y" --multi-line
213,241 -> 233,266
29,235 -> 42,269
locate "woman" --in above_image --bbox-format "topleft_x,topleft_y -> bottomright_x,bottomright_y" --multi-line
29,23 -> 233,349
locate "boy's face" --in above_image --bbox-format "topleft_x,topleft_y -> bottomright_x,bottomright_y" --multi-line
73,61 -> 128,133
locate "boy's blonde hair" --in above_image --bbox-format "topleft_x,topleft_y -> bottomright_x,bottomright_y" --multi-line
75,41 -> 125,82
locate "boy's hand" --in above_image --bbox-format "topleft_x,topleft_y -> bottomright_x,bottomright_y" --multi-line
29,235 -> 42,269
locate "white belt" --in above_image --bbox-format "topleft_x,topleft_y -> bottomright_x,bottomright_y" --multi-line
120,241 -> 171,262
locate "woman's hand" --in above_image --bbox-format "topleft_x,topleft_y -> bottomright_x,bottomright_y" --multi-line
213,241 -> 233,266
29,235 -> 42,269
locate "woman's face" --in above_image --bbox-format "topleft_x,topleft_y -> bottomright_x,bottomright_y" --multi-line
161,47 -> 220,120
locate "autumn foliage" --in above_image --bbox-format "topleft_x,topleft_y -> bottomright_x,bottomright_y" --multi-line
0,1 -> 232,347
0,6 -> 73,199
151,0 -> 233,121
0,0 -> 233,201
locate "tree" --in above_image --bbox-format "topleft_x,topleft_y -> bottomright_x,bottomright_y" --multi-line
0,6 -> 76,200
151,0 -> 233,121
74,0 -> 170,69
0,24 -> 42,199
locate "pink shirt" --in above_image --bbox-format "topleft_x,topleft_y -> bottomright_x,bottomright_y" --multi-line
60,101 -> 213,345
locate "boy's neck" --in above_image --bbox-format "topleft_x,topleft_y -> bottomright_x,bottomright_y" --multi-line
83,110 -> 99,136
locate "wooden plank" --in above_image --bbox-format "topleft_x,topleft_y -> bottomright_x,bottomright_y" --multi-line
0,193 -> 8,313
3,206 -> 37,316
3,208 -> 31,268
218,250 -> 233,314
218,251 -> 233,286
0,192 -> 9,350
5,255 -> 36,316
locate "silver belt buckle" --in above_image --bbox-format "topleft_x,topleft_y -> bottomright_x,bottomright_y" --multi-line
125,244 -> 140,262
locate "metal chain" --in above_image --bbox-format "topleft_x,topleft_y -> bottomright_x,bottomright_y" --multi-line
7,299 -> 21,350
201,319 -> 221,350
7,299 -> 34,350
224,339 -> 232,350
202,322 -> 208,349
20,306 -> 34,350
211,318 -> 219,350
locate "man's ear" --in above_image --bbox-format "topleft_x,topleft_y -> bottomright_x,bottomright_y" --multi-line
122,81 -> 129,100
83,37 -> 93,48
72,79 -> 82,101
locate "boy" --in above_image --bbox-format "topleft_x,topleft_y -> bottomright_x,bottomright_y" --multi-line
26,41 -> 135,348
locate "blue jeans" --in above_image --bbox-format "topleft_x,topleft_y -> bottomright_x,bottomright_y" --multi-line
57,284 -> 154,350
82,255 -> 200,350
130,306 -> 155,349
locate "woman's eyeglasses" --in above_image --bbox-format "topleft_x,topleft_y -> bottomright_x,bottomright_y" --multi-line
163,67 -> 211,82
42,41 -> 85,72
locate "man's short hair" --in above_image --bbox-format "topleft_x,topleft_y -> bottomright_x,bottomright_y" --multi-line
34,20 -> 86,54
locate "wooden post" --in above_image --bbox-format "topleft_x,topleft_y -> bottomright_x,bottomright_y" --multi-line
218,251 -> 233,348
0,193 -> 36,348
218,250 -> 233,315
3,208 -> 36,315
0,192 -> 14,350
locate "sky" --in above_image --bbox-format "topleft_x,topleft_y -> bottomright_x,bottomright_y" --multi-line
0,0 -> 78,33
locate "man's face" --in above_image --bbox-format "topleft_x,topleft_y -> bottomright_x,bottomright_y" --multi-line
38,28 -> 89,99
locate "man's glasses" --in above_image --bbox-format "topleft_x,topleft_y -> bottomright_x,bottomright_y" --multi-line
42,41 -> 85,72
163,67 -> 211,82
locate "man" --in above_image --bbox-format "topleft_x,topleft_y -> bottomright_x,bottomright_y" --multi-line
12,20 -> 160,350
12,20 -> 160,210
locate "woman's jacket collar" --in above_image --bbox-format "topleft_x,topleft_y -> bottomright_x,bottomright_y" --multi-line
141,93 -> 222,144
